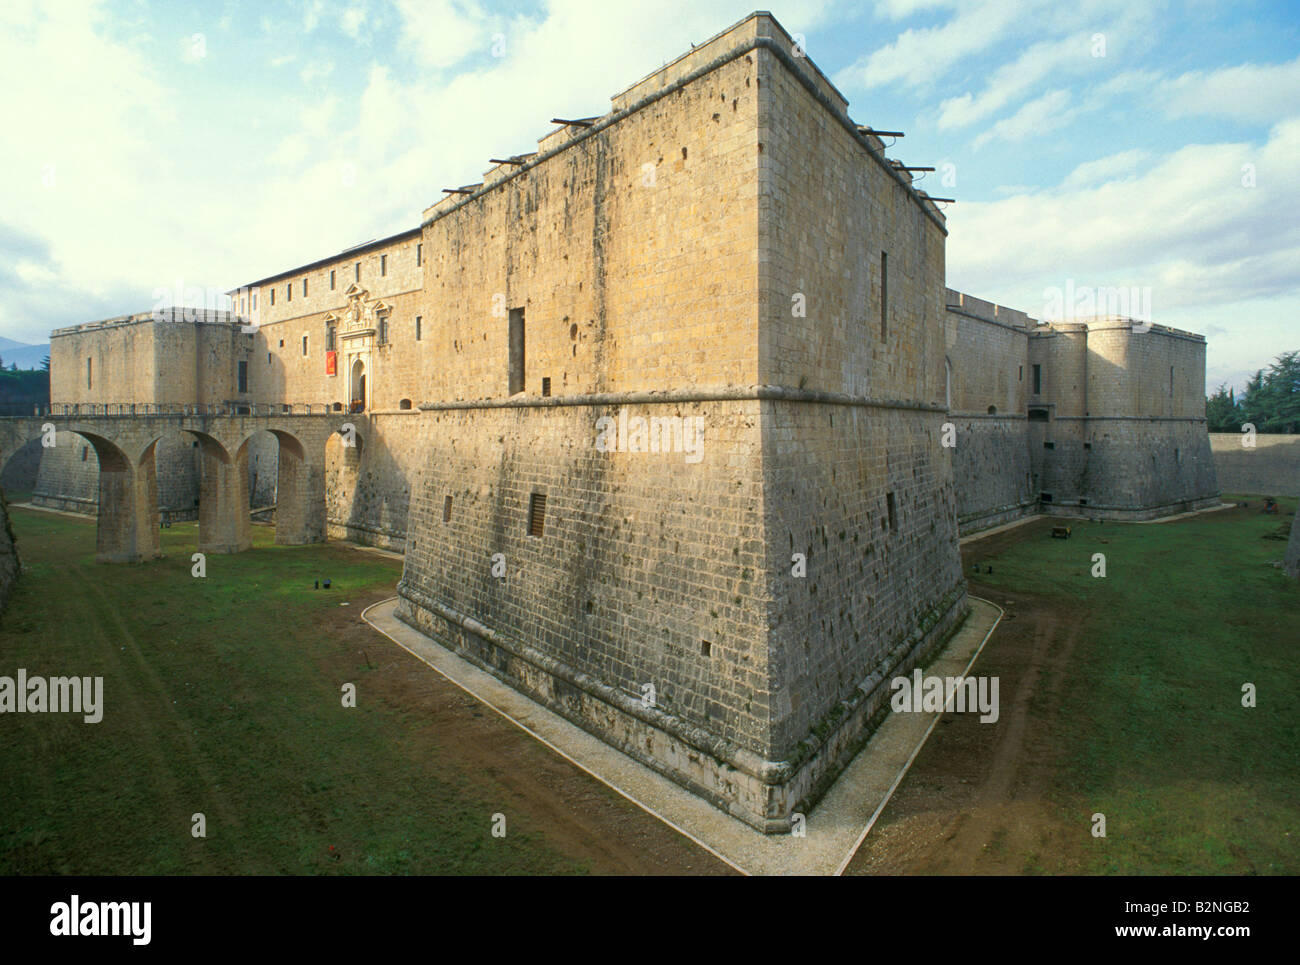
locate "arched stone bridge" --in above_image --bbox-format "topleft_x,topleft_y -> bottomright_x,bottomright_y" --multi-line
0,410 -> 368,563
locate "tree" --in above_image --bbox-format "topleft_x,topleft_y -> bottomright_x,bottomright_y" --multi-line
1206,384 -> 1241,432
1235,351 -> 1300,434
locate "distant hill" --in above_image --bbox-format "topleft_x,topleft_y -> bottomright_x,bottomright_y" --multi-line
0,337 -> 50,371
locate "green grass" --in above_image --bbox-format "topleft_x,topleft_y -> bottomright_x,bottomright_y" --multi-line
975,496 -> 1300,874
0,509 -> 585,874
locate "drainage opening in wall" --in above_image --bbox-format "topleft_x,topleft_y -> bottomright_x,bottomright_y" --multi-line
528,492 -> 547,537
701,640 -> 712,657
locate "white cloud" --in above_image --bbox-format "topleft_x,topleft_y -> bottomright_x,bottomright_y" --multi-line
972,88 -> 1075,148
341,4 -> 367,39
836,0 -> 1033,90
1154,56 -> 1300,124
1061,148 -> 1148,188
949,118 -> 1300,315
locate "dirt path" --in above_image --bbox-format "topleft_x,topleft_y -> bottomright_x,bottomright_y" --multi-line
328,592 -> 735,875
846,519 -> 1089,874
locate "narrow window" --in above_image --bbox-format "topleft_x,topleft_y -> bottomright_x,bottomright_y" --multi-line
415,316 -> 422,341
1170,365 -> 1174,396
287,283 -> 291,302
380,254 -> 387,276
528,492 -> 547,537
1175,447 -> 1181,464
302,335 -> 308,356
541,376 -> 551,397
241,298 -> 246,314
886,491 -> 898,533
86,357 -> 92,389
252,292 -> 258,310
329,269 -> 335,290
270,288 -> 275,306
267,352 -> 271,364
417,243 -> 423,267
700,640 -> 712,657
378,315 -> 388,345
238,360 -> 248,393
326,323 -> 336,352
81,446 -> 88,462
303,278 -> 309,297
1032,364 -> 1042,394
879,251 -> 888,339
443,495 -> 453,522
279,339 -> 284,348
1018,365 -> 1023,381
508,307 -> 525,395
355,261 -> 360,282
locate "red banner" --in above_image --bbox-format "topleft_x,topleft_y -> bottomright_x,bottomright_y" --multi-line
325,350 -> 336,375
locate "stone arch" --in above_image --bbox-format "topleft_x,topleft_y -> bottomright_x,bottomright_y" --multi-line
235,427 -> 319,545
64,428 -> 158,563
140,429 -> 246,555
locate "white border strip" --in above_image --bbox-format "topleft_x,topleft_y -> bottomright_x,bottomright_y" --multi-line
831,595 -> 1005,876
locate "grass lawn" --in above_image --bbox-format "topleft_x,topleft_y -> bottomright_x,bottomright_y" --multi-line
0,506 -> 587,874
974,496 -> 1300,874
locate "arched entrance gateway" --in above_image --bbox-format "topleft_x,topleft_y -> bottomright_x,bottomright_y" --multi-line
350,358 -> 366,413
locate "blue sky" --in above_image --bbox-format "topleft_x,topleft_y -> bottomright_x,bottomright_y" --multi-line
1,0 -> 1296,391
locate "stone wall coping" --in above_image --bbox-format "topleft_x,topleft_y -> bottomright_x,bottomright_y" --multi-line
416,385 -> 947,413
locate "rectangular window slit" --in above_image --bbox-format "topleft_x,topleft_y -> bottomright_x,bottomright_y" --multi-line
541,376 -> 551,397
879,251 -> 888,339
443,495 -> 453,523
886,491 -> 898,533
508,307 -> 525,395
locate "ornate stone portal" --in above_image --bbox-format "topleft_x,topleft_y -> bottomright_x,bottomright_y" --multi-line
328,284 -> 390,412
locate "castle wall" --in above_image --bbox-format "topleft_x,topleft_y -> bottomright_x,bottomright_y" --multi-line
395,24 -> 777,826
1028,323 -> 1220,517
754,34 -> 966,805
944,292 -> 1033,532
50,311 -> 248,407
1209,432 -> 1300,497
325,412 -> 420,549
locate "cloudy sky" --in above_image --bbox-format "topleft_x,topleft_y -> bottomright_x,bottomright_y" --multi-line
1,0 -> 1295,391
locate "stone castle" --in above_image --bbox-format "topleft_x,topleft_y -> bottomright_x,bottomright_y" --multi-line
1,13 -> 1220,830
